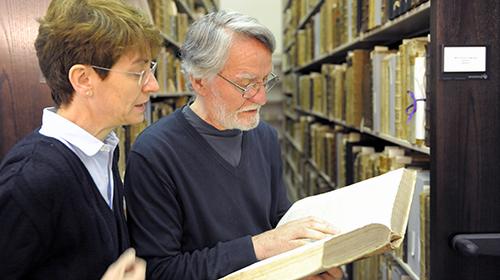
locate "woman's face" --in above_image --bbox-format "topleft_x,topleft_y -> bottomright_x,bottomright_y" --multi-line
90,50 -> 159,128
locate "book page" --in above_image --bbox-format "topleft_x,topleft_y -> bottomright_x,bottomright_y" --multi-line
222,169 -> 416,280
278,168 -> 406,235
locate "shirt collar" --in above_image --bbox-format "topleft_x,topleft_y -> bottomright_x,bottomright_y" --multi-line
39,107 -> 119,156
182,104 -> 242,137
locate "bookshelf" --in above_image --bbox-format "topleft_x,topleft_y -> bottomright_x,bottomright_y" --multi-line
282,0 -> 424,279
295,1 -> 430,72
294,107 -> 430,154
121,0 -> 218,146
296,0 -> 324,30
282,0 -> 500,279
161,32 -> 182,49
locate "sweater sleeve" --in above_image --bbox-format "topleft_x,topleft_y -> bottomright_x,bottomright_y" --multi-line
0,186 -> 43,278
0,157 -> 56,278
269,126 -> 292,226
124,151 -> 257,280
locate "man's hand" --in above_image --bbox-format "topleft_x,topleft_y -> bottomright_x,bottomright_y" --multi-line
101,248 -> 146,280
303,267 -> 344,280
251,216 -> 339,260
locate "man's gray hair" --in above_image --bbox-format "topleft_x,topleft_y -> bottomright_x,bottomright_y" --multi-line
180,10 -> 275,87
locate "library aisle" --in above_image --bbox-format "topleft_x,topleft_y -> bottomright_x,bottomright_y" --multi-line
0,0 -> 498,279
279,0 -> 499,279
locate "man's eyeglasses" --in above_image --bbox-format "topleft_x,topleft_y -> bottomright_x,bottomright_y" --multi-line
91,61 -> 158,87
217,72 -> 280,99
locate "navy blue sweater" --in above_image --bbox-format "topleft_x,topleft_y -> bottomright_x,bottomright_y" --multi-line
0,132 -> 129,279
125,109 -> 291,280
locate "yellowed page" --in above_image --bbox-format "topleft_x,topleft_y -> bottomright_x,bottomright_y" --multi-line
278,168 -> 407,235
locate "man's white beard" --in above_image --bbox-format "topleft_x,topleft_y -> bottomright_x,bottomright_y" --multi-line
212,90 -> 261,131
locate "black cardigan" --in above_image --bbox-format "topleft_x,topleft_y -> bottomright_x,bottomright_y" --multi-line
0,132 -> 130,279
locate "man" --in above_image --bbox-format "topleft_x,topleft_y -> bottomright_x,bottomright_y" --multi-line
125,11 -> 343,279
0,0 -> 162,278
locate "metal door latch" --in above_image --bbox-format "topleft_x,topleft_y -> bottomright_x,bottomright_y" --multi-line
451,233 -> 500,257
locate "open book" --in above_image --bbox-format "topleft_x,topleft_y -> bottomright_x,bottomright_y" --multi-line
221,168 -> 417,280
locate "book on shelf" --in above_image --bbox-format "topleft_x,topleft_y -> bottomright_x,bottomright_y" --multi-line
176,13 -> 189,44
406,170 -> 430,277
401,37 -> 428,145
362,51 -> 374,130
424,43 -> 431,147
387,0 -> 401,20
222,168 -> 418,280
310,72 -> 324,115
336,131 -> 361,187
298,75 -> 312,111
371,46 -> 396,133
345,0 -> 359,42
345,50 -> 370,128
345,140 -> 379,185
386,52 -> 399,137
359,0 -> 368,34
379,254 -> 390,280
368,0 -> 385,30
409,55 -> 426,145
322,64 -> 336,119
354,146 -> 377,182
313,13 -> 322,59
353,254 -> 381,280
332,0 -> 342,48
333,64 -> 347,121
399,0 -> 413,15
419,185 -> 430,280
325,132 -> 337,182
320,0 -> 335,53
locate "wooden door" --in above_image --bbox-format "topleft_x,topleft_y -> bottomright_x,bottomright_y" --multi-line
0,0 -> 53,159
431,0 -> 500,278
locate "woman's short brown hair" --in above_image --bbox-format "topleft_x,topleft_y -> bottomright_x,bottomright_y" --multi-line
35,0 -> 163,106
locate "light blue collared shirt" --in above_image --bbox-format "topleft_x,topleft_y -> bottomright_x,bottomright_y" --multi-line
39,107 -> 119,209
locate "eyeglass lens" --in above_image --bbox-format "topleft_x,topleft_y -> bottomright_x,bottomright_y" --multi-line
243,75 -> 278,98
141,62 -> 157,86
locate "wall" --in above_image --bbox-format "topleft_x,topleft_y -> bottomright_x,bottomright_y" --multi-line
0,0 -> 53,159
219,0 -> 283,57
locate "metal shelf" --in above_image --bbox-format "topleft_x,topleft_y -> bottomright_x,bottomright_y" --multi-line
284,110 -> 298,121
284,132 -> 303,154
284,40 -> 295,53
284,174 -> 299,202
307,159 -> 336,189
386,253 -> 420,280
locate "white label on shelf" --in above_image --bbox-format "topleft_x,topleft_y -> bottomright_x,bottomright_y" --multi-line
443,46 -> 486,72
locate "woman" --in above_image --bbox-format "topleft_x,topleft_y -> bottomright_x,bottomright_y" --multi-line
0,0 -> 162,278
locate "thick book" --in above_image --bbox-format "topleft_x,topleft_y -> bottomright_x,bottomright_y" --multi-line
221,168 -> 417,280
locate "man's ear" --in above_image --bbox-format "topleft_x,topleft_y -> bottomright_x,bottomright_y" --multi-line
68,64 -> 93,96
190,75 -> 209,97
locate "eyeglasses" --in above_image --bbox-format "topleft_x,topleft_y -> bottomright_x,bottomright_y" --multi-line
90,61 -> 158,87
217,72 -> 280,99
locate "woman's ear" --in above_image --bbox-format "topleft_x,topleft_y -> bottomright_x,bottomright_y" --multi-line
68,64 -> 93,97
